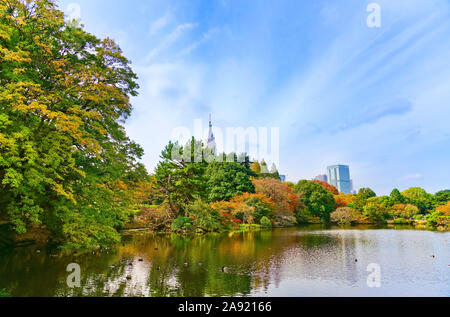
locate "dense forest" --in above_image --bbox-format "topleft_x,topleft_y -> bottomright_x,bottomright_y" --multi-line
0,1 -> 449,250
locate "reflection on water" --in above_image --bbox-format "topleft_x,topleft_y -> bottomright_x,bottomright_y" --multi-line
0,226 -> 449,297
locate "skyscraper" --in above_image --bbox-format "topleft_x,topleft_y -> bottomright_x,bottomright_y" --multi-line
206,114 -> 217,154
314,174 -> 328,182
327,165 -> 351,194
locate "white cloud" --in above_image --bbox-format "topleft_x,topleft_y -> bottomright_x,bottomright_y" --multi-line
177,27 -> 220,57
399,174 -> 424,182
149,12 -> 172,36
145,23 -> 198,62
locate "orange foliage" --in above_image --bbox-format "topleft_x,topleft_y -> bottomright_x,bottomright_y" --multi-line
210,193 -> 274,225
334,193 -> 354,208
436,201 -> 450,216
312,180 -> 339,195
252,178 -> 297,215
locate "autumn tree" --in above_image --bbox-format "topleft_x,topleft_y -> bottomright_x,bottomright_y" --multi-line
252,178 -> 297,216
312,180 -> 339,195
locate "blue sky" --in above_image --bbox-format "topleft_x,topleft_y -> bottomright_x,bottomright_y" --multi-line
57,0 -> 450,195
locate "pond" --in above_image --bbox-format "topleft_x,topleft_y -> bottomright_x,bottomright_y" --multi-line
0,225 -> 449,297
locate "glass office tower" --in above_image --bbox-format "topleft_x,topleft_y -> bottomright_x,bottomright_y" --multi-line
327,165 -> 351,194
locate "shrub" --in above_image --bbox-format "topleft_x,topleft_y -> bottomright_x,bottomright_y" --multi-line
0,289 -> 11,297
212,193 -> 275,225
171,217 -> 194,232
209,201 -> 242,229
187,199 -> 222,232
426,211 -> 450,228
427,202 -> 450,229
413,214 -> 425,220
393,218 -> 413,224
331,207 -> 361,225
260,216 -> 272,228
390,204 -> 420,219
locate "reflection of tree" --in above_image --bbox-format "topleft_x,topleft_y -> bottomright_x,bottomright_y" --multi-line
0,227 -> 341,297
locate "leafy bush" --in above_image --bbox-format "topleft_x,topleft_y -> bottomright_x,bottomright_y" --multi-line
171,217 -> 194,232
0,289 -> 11,297
187,200 -> 222,232
390,204 -> 420,219
210,193 -> 274,225
393,218 -> 413,224
426,211 -> 450,228
331,207 -> 361,225
260,216 -> 272,228
427,202 -> 450,229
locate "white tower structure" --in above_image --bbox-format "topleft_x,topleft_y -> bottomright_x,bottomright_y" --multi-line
206,114 -> 217,154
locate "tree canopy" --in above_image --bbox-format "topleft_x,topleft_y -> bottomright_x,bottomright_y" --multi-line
294,180 -> 335,222
0,0 -> 146,248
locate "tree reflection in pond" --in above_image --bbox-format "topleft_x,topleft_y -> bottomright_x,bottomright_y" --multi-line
0,226 -> 448,297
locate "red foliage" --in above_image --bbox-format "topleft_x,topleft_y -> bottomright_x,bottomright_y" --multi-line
252,178 -> 297,215
312,180 -> 339,195
334,193 -> 354,208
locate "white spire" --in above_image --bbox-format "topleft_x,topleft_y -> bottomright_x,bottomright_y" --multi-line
207,114 -> 217,154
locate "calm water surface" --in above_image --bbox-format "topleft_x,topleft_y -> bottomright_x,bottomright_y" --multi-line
0,225 -> 449,297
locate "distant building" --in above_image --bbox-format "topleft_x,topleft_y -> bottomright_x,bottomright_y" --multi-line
206,114 -> 217,154
279,175 -> 286,182
314,174 -> 328,183
327,165 -> 351,194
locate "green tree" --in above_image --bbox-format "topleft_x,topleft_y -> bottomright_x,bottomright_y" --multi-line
435,190 -> 450,206
154,138 -> 207,216
390,188 -> 406,205
401,187 -> 434,213
363,202 -> 387,222
205,162 -> 255,202
0,0 -> 146,248
294,180 -> 335,222
353,188 -> 376,211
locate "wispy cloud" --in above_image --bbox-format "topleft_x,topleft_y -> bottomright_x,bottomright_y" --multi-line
177,27 -> 220,57
145,23 -> 197,62
149,12 -> 172,36
336,98 -> 413,131
398,174 -> 424,182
